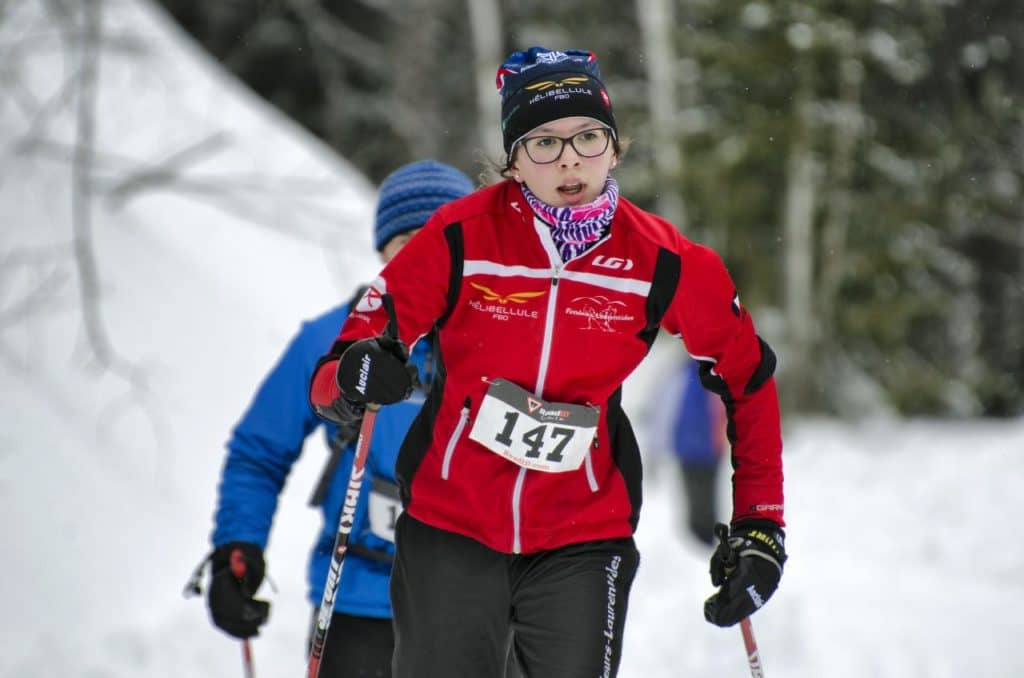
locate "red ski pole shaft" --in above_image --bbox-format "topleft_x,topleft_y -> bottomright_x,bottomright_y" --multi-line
712,525 -> 767,678
306,404 -> 381,678
739,617 -> 765,678
229,550 -> 256,678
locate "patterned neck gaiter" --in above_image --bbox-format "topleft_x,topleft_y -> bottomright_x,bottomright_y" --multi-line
521,177 -> 619,263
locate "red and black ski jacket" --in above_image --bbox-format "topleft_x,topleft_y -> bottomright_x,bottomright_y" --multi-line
311,180 -> 783,554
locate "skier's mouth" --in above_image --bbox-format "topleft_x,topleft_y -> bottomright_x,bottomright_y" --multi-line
558,182 -> 585,196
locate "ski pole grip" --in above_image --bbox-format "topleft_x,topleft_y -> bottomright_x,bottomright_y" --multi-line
230,548 -> 248,580
381,293 -> 400,341
714,522 -> 738,568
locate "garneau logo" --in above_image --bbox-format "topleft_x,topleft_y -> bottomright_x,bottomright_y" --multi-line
592,255 -> 634,271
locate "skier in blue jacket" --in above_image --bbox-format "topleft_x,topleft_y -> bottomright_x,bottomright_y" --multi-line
201,160 -> 474,676
667,358 -> 727,545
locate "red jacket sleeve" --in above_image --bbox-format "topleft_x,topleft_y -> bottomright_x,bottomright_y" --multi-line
309,212 -> 453,412
661,243 -> 785,527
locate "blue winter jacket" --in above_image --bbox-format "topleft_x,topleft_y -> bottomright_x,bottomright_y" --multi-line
212,302 -> 429,618
672,361 -> 725,468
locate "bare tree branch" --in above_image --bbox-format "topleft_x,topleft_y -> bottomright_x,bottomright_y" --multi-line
16,130 -> 355,244
71,0 -> 114,369
0,264 -> 69,327
105,131 -> 230,207
4,73 -> 80,156
67,0 -> 147,389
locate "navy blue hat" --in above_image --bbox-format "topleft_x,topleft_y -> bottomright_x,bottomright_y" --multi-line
496,47 -> 617,157
374,160 -> 474,251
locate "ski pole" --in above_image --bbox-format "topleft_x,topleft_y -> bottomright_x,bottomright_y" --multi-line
306,403 -> 381,678
713,523 -> 767,678
229,549 -> 256,678
308,293 -> 404,678
739,617 -> 764,678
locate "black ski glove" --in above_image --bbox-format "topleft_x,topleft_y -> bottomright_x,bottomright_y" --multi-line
207,542 -> 270,639
336,335 -> 420,406
704,520 -> 786,628
330,390 -> 366,438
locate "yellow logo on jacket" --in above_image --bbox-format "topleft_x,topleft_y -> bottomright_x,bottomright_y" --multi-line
469,282 -> 546,304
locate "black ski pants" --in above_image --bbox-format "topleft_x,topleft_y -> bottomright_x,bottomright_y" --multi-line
391,513 -> 640,678
307,610 -> 394,678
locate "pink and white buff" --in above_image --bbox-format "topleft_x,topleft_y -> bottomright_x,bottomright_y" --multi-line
522,178 -> 619,263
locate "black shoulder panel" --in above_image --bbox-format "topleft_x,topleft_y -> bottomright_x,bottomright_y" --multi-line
744,335 -> 777,395
605,387 -> 644,530
437,222 -> 464,329
637,247 -> 681,347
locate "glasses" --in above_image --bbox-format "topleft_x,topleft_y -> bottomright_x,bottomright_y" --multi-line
517,127 -> 614,164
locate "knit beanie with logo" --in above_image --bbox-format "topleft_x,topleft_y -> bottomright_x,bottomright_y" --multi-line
496,47 -> 617,157
374,160 -> 475,251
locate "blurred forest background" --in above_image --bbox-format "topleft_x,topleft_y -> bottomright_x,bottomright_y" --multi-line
42,0 -> 1024,416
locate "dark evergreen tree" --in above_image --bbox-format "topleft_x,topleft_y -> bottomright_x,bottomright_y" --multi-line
152,0 -> 1024,415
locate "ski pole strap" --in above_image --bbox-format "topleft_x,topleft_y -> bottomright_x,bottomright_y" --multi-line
381,293 -> 400,341
182,550 -> 213,598
347,542 -> 395,564
182,548 -> 279,599
309,428 -> 358,507
713,522 -> 738,571
308,447 -> 344,508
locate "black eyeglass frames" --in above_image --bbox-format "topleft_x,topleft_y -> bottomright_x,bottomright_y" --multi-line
516,127 -> 614,164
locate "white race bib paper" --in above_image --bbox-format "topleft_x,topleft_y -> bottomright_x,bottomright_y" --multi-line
367,477 -> 402,542
469,378 -> 600,473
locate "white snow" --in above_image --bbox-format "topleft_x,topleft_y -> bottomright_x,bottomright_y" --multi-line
2,1 -> 1022,676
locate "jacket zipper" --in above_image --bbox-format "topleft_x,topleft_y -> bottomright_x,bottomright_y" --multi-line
441,398 -> 471,480
513,260 -> 562,553
534,264 -> 561,396
512,215 -> 613,552
584,446 -> 599,492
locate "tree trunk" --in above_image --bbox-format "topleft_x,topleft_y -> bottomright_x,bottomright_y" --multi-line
636,0 -> 686,229
467,0 -> 503,169
781,59 -> 818,410
390,0 -> 443,159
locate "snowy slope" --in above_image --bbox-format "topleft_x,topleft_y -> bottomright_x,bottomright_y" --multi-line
1,0 -> 374,675
2,1 -> 1022,677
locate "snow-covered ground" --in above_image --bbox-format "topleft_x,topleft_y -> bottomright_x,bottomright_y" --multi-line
628,414 -> 1024,678
2,1 -> 1022,676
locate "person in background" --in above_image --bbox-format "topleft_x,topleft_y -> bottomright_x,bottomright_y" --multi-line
200,160 -> 474,677
310,47 -> 787,678
659,358 -> 728,546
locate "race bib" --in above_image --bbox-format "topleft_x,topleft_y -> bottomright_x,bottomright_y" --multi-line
469,379 -> 599,473
367,477 -> 402,542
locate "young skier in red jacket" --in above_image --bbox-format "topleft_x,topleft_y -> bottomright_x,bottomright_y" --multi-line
310,47 -> 787,678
